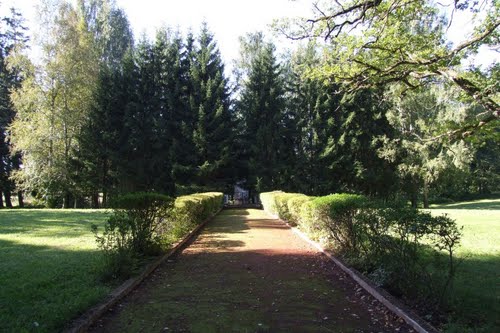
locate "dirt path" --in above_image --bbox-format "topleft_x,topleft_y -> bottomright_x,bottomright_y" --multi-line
91,209 -> 413,333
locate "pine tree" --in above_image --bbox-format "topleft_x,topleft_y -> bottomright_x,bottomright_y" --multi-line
0,8 -> 28,208
237,38 -> 289,192
188,24 -> 234,189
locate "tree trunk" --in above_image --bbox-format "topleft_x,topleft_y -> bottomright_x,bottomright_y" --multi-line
91,192 -> 99,209
410,191 -> 418,208
4,190 -> 13,208
0,191 -> 4,208
102,190 -> 107,208
63,193 -> 71,209
423,181 -> 430,209
17,191 -> 24,208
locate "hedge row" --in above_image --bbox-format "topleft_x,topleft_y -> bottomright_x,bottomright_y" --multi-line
94,191 -> 223,280
260,191 -> 462,313
167,192 -> 224,241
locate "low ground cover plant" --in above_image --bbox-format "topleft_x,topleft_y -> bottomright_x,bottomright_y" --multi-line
260,191 -> 462,324
93,192 -> 223,280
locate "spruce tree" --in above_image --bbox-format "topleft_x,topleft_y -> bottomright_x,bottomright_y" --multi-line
237,39 -> 289,192
188,24 -> 233,189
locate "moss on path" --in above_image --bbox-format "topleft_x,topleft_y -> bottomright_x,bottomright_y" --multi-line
92,209 -> 412,333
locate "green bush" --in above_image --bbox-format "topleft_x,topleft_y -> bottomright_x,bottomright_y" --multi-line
287,195 -> 315,226
310,193 -> 368,251
273,192 -> 306,222
93,191 -> 222,280
108,192 -> 174,254
260,191 -> 283,215
355,206 -> 461,309
91,211 -> 138,280
166,192 -> 223,242
260,190 -> 462,313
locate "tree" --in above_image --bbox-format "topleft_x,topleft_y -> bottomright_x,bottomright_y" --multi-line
0,7 -> 28,208
236,34 -> 292,192
10,0 -> 98,207
276,0 -> 499,138
378,84 -> 475,207
284,42 -> 342,194
188,24 -> 234,189
77,0 -> 133,68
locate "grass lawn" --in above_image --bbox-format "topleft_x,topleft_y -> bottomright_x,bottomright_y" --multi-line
430,198 -> 500,332
0,209 -> 110,333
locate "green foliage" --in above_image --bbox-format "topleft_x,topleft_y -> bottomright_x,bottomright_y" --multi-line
93,192 -> 222,280
236,35 -> 295,192
261,190 -> 462,316
277,0 -> 499,138
310,193 -> 368,251
355,206 -> 462,309
167,192 -> 223,241
273,192 -> 306,222
286,195 -> 315,226
259,191 -> 283,216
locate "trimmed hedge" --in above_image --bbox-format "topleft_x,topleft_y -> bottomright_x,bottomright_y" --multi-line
260,190 -> 462,311
167,192 -> 224,241
93,191 -> 223,280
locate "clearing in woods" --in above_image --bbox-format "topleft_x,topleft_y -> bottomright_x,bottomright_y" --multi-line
92,209 -> 414,333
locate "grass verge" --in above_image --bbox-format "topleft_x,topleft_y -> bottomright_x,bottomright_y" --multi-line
0,209 -> 110,332
429,199 -> 500,332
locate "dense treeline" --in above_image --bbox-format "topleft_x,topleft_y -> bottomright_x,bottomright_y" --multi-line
1,0 -> 498,208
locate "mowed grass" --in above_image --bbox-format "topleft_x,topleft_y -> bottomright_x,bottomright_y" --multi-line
0,209 -> 110,332
430,198 -> 500,332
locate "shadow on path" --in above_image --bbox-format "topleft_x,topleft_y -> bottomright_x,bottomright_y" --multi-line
91,209 -> 412,333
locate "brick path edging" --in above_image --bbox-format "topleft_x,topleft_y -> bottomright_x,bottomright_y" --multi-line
65,208 -> 222,333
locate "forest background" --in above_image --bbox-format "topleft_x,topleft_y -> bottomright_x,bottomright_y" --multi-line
0,0 -> 498,209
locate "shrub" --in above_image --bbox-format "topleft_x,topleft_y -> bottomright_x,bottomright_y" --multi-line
91,212 -> 137,280
355,206 -> 462,309
260,191 -> 283,215
260,190 -> 462,313
287,195 -> 315,226
93,192 -> 222,280
166,192 -> 223,243
311,193 -> 368,251
108,192 -> 174,254
273,192 -> 307,222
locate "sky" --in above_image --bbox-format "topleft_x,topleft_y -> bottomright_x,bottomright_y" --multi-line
0,0 -> 498,69
0,0 -> 312,69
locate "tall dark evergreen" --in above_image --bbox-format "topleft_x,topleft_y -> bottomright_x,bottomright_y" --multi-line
285,44 -> 341,195
188,25 -> 234,189
237,39 -> 289,192
0,8 -> 28,208
323,89 -> 397,197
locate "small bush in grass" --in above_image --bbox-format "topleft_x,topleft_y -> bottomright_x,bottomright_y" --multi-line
91,212 -> 138,280
108,192 -> 174,254
355,206 -> 462,310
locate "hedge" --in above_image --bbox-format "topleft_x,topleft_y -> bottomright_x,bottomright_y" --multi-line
259,190 -> 462,311
168,192 -> 224,240
94,191 -> 223,280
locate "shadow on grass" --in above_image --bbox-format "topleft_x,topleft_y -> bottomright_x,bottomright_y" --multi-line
0,238 -> 110,333
446,253 -> 500,331
0,209 -> 108,236
431,199 -> 500,210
